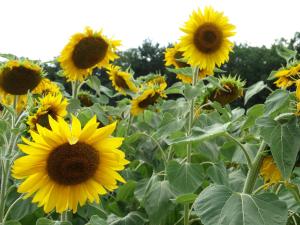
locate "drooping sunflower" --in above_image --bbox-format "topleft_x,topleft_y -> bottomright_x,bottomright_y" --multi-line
107,65 -> 138,95
12,115 -> 128,213
179,7 -> 235,70
164,44 -> 214,83
260,155 -> 282,187
0,60 -> 43,97
131,89 -> 165,116
59,27 -> 121,82
27,93 -> 68,131
32,78 -> 60,96
208,75 -> 245,106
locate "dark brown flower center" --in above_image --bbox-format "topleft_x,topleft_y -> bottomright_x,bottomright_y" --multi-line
78,94 -> 93,107
209,83 -> 240,106
138,92 -> 160,108
72,37 -> 109,69
193,23 -> 223,54
36,110 -> 57,130
174,51 -> 189,68
0,66 -> 41,95
47,142 -> 99,185
115,74 -> 129,89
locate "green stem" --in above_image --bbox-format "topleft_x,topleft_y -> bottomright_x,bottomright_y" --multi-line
243,141 -> 266,194
2,194 -> 24,223
184,204 -> 189,225
60,211 -> 68,222
72,80 -> 80,99
225,133 -> 252,169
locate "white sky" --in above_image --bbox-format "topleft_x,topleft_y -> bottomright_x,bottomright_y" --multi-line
0,0 -> 299,61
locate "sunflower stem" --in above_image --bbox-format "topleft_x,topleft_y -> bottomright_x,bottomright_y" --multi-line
72,80 -> 80,99
60,211 -> 69,222
184,204 -> 189,225
242,141 -> 266,194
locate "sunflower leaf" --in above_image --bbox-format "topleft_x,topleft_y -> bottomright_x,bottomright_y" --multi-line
194,185 -> 288,225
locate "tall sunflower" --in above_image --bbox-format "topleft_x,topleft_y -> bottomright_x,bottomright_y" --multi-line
0,60 -> 43,97
131,89 -> 165,116
27,93 -> 68,131
107,65 -> 138,95
59,27 -> 121,82
179,7 -> 235,70
164,44 -> 214,83
12,115 -> 128,213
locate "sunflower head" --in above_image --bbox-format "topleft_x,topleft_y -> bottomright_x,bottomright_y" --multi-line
78,91 -> 94,107
145,74 -> 168,91
179,7 -> 235,70
27,93 -> 68,131
208,75 -> 245,106
59,27 -> 121,82
273,63 -> 300,88
260,155 -> 282,187
32,78 -> 60,96
13,115 -> 128,213
0,60 -> 43,96
131,88 -> 165,116
106,65 -> 138,95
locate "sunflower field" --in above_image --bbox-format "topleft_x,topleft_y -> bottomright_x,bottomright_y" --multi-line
1,6 -> 300,225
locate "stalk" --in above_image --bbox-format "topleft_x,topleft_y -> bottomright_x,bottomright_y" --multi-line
60,211 -> 69,222
184,67 -> 199,225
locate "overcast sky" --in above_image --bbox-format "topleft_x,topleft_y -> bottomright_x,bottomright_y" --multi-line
0,0 -> 299,61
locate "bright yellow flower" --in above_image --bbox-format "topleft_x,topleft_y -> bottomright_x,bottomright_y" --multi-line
33,78 -> 60,96
0,60 -> 43,97
146,75 -> 167,91
107,65 -> 138,95
27,93 -> 68,131
131,89 -> 165,116
179,7 -> 235,70
12,115 -> 129,213
260,155 -> 282,187
165,44 -> 214,83
59,27 -> 121,82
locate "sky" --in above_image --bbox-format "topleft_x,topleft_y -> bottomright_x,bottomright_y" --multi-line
0,0 -> 299,61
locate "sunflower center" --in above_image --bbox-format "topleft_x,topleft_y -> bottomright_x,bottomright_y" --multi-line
193,23 -> 223,54
47,142 -> 99,185
138,92 -> 160,108
72,37 -> 109,69
174,51 -> 189,68
0,66 -> 41,95
36,110 -> 57,130
115,74 -> 129,89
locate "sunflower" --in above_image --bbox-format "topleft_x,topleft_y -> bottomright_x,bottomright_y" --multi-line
27,94 -> 68,131
12,115 -> 128,213
107,65 -> 138,95
146,75 -> 168,91
273,63 -> 300,88
165,44 -> 214,83
78,91 -> 94,107
59,27 -> 121,82
0,60 -> 43,97
260,155 -> 282,187
33,78 -> 60,96
131,89 -> 165,116
208,75 -> 245,106
179,7 -> 235,70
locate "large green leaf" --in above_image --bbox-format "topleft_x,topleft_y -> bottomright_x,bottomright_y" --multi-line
194,185 -> 288,225
264,89 -> 291,116
108,212 -> 147,225
206,163 -> 229,186
257,117 -> 300,178
276,45 -> 297,62
167,161 -> 204,194
144,180 -> 175,225
244,81 -> 267,105
167,67 -> 192,77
